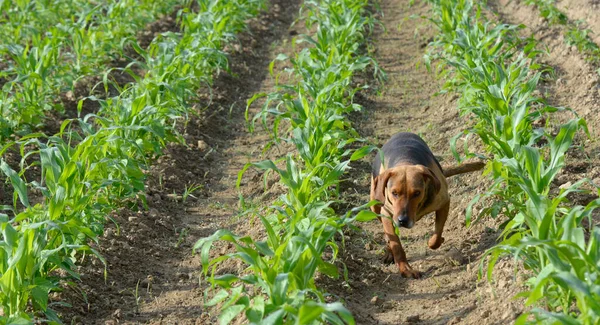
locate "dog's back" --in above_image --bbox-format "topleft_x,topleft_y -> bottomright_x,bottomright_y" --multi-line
373,132 -> 442,177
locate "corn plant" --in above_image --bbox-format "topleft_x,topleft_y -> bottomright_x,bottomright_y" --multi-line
196,0 -> 383,323
425,0 -> 599,323
197,156 -> 377,324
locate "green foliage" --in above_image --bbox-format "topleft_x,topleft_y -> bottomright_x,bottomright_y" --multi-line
0,0 -> 187,140
425,0 -> 599,323
0,0 -> 266,322
196,0 -> 383,323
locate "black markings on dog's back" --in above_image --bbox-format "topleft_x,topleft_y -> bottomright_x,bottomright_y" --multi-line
373,132 -> 442,177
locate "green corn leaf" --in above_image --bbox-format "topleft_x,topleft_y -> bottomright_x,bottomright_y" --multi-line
318,261 -> 338,278
205,289 -> 229,307
272,273 -> 289,306
298,302 -> 326,324
4,315 -> 33,325
255,241 -> 274,257
31,278 -> 54,311
219,304 -> 246,325
323,302 -> 355,325
246,296 -> 265,323
2,222 -> 18,247
0,160 -> 30,208
353,210 -> 378,222
349,145 -> 376,161
260,309 -> 285,325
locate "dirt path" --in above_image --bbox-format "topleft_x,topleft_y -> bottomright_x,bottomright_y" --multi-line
315,1 -> 524,324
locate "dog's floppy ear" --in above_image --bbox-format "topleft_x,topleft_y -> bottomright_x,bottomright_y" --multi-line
373,170 -> 395,205
421,166 -> 441,194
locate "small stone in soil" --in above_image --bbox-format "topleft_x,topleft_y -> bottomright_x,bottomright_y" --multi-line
197,140 -> 209,151
149,208 -> 159,218
481,310 -> 491,318
370,295 -> 379,305
406,314 -> 420,322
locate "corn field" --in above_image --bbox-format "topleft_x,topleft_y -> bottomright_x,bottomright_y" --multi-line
1,0 -> 266,322
1,0 -> 599,323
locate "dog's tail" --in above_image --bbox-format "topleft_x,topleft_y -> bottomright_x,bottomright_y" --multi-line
443,161 -> 485,178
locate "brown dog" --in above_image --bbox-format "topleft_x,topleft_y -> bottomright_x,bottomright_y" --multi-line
370,132 -> 483,278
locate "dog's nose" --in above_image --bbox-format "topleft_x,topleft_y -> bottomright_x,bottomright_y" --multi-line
397,215 -> 410,228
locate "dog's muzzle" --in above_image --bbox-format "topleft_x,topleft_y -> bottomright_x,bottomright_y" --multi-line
384,189 -> 414,229
396,215 -> 413,229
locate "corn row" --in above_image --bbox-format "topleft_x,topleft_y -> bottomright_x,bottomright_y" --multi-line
522,0 -> 600,65
0,0 -> 265,323
0,0 -> 187,139
425,0 -> 600,323
194,0 -> 383,323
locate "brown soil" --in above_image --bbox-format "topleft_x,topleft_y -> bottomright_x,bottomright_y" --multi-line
49,0 -> 600,324
556,0 -> 600,45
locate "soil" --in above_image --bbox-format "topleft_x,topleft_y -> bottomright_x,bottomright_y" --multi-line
556,0 -> 600,45
45,0 -> 600,324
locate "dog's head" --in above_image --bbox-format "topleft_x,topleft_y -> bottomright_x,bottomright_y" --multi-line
373,165 -> 441,228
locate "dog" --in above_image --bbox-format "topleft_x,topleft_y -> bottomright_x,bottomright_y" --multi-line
370,132 -> 484,278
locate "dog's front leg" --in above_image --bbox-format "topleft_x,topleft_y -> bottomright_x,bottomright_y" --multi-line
428,201 -> 449,249
381,215 -> 421,279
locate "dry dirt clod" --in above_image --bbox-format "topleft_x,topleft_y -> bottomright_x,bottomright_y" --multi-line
481,310 -> 491,318
148,208 -> 159,218
559,181 -> 573,189
370,295 -> 380,305
498,278 -> 509,289
197,140 -> 209,151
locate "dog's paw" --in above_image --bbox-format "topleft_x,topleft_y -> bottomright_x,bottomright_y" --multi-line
382,247 -> 394,265
428,234 -> 445,250
398,262 -> 421,279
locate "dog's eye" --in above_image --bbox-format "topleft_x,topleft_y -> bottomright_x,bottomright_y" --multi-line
413,191 -> 421,197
